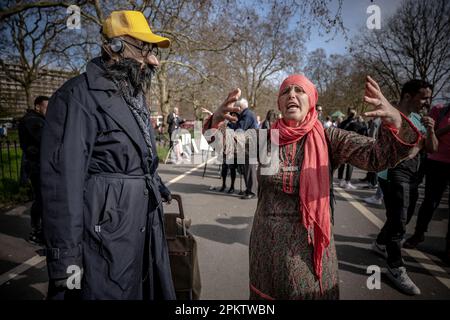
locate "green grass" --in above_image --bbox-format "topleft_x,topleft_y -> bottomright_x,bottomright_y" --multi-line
157,145 -> 170,163
3,129 -> 19,143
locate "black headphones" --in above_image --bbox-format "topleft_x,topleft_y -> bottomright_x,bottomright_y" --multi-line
109,38 -> 124,53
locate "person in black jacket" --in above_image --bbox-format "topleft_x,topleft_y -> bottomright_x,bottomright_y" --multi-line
40,10 -> 175,300
166,107 -> 185,150
18,95 -> 48,245
345,116 -> 368,136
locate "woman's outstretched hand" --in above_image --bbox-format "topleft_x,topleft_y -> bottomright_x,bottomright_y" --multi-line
212,88 -> 242,125
364,76 -> 402,130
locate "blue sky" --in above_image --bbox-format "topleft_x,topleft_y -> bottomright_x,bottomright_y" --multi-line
305,0 -> 403,55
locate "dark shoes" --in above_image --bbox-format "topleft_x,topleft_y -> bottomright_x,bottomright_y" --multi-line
403,233 -> 425,249
240,192 -> 256,200
219,186 -> 235,193
28,230 -> 44,246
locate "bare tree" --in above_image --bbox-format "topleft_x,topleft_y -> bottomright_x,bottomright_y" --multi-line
352,0 -> 450,100
222,1 -> 305,111
294,0 -> 347,39
0,0 -> 103,25
304,49 -> 368,116
1,0 -> 350,119
0,8 -> 68,107
148,0 -> 237,122
304,48 -> 330,94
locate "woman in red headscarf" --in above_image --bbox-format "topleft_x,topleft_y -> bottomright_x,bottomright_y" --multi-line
204,75 -> 420,299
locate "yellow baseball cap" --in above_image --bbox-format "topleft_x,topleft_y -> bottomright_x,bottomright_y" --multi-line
102,10 -> 170,48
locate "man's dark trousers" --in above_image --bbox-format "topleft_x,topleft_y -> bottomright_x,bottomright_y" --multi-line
414,159 -> 450,242
337,163 -> 353,182
377,157 -> 423,268
29,168 -> 43,233
243,164 -> 257,195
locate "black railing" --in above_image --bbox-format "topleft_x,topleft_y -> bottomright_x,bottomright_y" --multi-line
0,140 -> 22,182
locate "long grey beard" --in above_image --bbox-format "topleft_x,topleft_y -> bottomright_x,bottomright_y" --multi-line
104,58 -> 155,97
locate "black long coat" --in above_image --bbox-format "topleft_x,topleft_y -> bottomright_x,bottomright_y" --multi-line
18,109 -> 45,173
166,112 -> 185,136
40,57 -> 176,300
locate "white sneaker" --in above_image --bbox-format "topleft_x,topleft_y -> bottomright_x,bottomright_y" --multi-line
371,240 -> 387,259
339,180 -> 347,188
364,195 -> 383,205
344,182 -> 357,190
386,266 -> 421,295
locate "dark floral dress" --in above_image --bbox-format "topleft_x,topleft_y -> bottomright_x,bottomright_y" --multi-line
249,121 -> 419,300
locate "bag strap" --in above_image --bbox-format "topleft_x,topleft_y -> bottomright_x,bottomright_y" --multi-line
163,194 -> 186,239
169,194 -> 185,219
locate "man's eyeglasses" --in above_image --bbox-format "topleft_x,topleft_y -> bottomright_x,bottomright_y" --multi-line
122,39 -> 159,57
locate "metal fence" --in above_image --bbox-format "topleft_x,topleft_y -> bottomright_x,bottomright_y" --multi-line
0,140 -> 22,182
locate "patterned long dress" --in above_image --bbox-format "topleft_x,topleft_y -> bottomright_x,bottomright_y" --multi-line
249,122 -> 419,300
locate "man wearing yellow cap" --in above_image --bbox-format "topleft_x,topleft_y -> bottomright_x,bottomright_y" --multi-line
40,11 -> 176,300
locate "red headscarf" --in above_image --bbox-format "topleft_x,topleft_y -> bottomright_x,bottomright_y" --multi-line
271,74 -> 330,291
